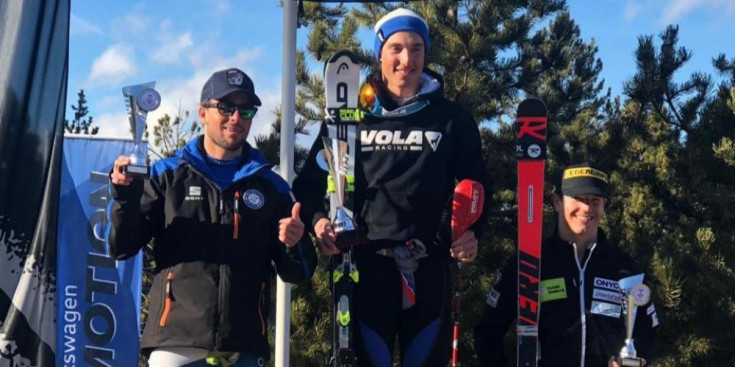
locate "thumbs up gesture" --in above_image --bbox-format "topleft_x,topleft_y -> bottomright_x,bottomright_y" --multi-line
279,202 -> 305,247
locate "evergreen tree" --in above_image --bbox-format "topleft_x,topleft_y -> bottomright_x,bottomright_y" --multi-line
603,25 -> 735,366
65,89 -> 99,135
150,104 -> 201,158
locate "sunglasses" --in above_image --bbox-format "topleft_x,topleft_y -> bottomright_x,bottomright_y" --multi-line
203,100 -> 258,119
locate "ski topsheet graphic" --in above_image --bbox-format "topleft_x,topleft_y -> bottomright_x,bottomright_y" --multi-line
515,98 -> 547,367
323,50 -> 362,367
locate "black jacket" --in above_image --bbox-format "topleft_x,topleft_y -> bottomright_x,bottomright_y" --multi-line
293,70 -> 491,252
108,137 -> 317,357
473,231 -> 659,366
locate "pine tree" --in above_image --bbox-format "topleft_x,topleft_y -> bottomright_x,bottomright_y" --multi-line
65,89 -> 99,135
602,25 -> 735,366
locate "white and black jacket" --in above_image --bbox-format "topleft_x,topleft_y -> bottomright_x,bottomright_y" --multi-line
473,230 -> 659,366
108,136 -> 317,357
293,69 -> 491,253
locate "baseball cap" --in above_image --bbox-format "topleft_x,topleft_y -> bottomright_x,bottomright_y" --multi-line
373,8 -> 430,60
200,68 -> 262,106
554,162 -> 610,199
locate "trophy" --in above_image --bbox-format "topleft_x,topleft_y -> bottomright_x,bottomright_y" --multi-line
321,50 -> 366,249
617,275 -> 651,367
121,83 -> 160,179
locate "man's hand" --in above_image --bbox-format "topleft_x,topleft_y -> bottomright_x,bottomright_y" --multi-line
450,230 -> 478,263
314,217 -> 339,255
110,155 -> 134,186
279,202 -> 305,247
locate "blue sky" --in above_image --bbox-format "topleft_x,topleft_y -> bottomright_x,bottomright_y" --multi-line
67,0 -> 735,148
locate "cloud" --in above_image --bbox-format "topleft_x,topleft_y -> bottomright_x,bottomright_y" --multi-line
94,112 -> 131,139
660,0 -> 735,24
87,44 -> 137,86
70,13 -> 103,37
623,2 -> 642,20
110,13 -> 150,38
151,31 -> 194,65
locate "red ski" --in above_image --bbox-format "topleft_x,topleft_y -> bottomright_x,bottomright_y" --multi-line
516,98 -> 547,367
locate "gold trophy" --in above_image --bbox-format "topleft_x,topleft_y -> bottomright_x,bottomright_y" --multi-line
617,278 -> 651,367
121,83 -> 160,179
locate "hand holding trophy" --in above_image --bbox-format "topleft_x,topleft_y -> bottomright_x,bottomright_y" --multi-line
617,275 -> 651,367
121,83 -> 160,179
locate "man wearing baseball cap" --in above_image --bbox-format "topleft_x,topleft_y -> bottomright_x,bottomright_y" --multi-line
474,162 -> 659,366
293,7 -> 491,367
108,68 -> 316,366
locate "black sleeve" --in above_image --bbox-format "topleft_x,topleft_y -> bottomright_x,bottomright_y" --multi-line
292,122 -> 329,233
107,175 -> 164,260
631,296 -> 658,364
474,257 -> 518,367
450,105 -> 492,238
270,191 -> 317,284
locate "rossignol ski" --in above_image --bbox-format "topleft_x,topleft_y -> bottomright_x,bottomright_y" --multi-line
323,50 -> 362,367
515,98 -> 547,367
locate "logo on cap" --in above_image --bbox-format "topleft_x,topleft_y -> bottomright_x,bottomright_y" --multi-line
227,70 -> 244,86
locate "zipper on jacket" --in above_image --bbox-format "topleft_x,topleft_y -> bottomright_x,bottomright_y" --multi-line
233,191 -> 240,239
159,270 -> 174,327
572,242 -> 597,367
214,189 -> 224,349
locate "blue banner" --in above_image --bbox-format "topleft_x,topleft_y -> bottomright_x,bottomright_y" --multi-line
56,137 -> 143,367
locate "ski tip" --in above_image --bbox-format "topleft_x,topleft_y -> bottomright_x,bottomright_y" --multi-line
324,50 -> 360,74
517,98 -> 547,117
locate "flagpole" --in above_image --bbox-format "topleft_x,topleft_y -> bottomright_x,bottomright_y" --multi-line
276,0 -> 297,366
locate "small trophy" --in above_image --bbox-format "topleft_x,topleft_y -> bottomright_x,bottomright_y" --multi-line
121,83 -> 160,179
617,275 -> 651,367
321,136 -> 363,248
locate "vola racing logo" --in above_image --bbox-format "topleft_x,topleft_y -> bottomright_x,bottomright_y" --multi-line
360,130 -> 442,152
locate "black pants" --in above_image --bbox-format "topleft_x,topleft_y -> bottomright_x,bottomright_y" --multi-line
351,249 -> 452,367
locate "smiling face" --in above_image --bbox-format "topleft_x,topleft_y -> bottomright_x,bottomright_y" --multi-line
554,193 -> 606,245
380,31 -> 425,98
199,91 -> 252,160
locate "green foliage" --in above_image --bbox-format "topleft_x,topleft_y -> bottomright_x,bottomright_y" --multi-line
64,89 -> 99,135
150,105 -> 201,158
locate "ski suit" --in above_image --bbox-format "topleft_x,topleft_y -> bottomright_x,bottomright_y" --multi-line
473,230 -> 659,366
293,69 -> 491,367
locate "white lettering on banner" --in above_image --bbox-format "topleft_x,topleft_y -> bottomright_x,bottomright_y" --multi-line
593,288 -> 623,304
63,285 -> 79,365
84,171 -> 120,366
360,130 -> 441,152
594,277 -> 620,291
591,300 -> 622,318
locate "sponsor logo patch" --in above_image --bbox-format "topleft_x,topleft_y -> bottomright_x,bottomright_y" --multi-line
539,277 -> 567,303
647,304 -> 656,315
243,189 -> 265,209
486,289 -> 500,308
594,277 -> 620,291
651,311 -> 659,327
360,130 -> 442,152
593,288 -> 623,304
185,186 -> 203,201
590,300 -> 621,318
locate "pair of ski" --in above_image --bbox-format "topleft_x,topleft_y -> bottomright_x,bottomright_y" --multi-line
323,50 -> 548,367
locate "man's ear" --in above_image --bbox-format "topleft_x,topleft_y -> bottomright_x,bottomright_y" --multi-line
552,194 -> 562,212
198,105 -> 207,124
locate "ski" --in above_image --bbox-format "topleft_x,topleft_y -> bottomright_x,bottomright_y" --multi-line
323,50 -> 362,367
515,98 -> 547,367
